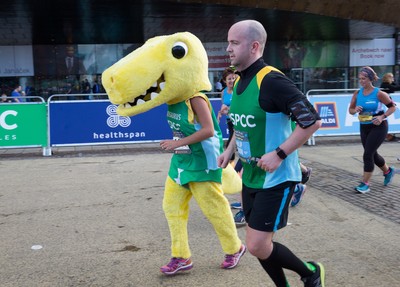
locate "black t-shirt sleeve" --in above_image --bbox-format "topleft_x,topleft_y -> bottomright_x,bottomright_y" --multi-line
258,71 -> 305,114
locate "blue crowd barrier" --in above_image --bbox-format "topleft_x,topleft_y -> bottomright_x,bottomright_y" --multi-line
307,90 -> 400,145
43,94 -> 228,156
2,90 -> 399,155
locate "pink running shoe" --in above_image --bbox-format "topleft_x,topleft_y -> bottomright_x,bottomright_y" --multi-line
160,257 -> 193,275
220,244 -> 246,269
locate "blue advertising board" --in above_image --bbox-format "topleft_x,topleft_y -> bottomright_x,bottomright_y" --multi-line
49,98 -> 227,146
308,93 -> 400,137
49,100 -> 171,145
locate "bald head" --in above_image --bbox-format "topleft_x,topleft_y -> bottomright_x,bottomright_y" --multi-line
227,20 -> 267,71
231,20 -> 267,52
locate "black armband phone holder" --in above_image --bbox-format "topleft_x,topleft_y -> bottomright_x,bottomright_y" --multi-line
386,101 -> 395,108
289,99 -> 319,128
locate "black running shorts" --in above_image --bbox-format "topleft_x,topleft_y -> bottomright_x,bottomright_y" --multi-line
242,182 -> 295,232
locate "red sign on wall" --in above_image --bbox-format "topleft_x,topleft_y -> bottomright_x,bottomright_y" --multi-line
204,42 -> 230,70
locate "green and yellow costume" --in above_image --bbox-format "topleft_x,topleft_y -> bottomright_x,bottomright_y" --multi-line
102,32 -> 242,258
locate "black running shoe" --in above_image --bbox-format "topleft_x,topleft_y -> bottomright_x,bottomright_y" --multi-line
301,261 -> 325,287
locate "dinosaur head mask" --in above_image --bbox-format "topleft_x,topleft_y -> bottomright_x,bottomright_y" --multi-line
102,32 -> 212,117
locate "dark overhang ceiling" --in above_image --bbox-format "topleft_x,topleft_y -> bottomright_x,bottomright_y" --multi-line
0,0 -> 397,45
181,0 -> 400,28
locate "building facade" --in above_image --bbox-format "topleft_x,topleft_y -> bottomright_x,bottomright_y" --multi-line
0,0 -> 399,99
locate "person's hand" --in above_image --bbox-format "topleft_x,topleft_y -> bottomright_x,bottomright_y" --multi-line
217,111 -> 222,122
160,139 -> 180,151
354,106 -> 363,113
217,151 -> 232,168
219,104 -> 229,116
257,151 -> 282,173
372,115 -> 384,126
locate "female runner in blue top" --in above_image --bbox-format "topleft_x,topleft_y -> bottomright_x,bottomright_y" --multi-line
349,66 -> 397,193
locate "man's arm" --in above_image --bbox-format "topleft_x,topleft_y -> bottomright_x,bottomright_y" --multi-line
257,74 -> 321,172
279,120 -> 321,155
217,133 -> 236,168
257,120 -> 321,172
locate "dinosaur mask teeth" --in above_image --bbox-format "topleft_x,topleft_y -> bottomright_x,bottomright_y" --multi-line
150,92 -> 159,100
125,79 -> 165,108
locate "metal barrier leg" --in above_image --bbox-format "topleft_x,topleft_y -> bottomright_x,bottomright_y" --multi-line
307,135 -> 316,146
42,147 -> 52,156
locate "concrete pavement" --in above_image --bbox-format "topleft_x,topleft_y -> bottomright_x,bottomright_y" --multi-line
1,137 -> 399,286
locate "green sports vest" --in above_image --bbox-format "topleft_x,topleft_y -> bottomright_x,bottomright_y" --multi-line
229,66 -> 301,189
167,93 -> 223,186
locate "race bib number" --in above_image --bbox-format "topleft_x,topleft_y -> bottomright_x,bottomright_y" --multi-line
235,130 -> 251,160
172,131 -> 191,154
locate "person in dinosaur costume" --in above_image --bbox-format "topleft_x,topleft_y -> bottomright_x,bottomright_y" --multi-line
102,32 -> 245,275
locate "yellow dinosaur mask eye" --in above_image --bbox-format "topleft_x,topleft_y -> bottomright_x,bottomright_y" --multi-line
172,41 -> 188,59
102,32 -> 212,117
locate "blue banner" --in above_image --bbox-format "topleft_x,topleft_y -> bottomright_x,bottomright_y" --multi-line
309,93 -> 400,136
49,100 -> 171,145
49,99 -> 227,146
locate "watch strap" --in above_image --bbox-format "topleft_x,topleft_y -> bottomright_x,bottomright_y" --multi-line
275,147 -> 287,160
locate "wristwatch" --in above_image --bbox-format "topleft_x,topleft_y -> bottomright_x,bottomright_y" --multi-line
275,147 -> 287,160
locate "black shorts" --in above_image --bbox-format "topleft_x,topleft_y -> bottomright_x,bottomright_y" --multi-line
242,182 -> 295,232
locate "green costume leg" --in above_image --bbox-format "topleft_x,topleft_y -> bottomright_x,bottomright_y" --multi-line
189,181 -> 242,255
